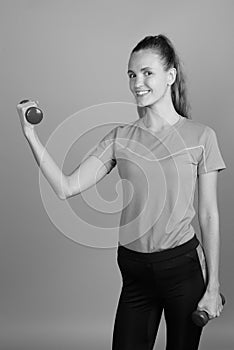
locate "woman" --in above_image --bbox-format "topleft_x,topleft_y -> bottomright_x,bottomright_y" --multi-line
17,34 -> 226,350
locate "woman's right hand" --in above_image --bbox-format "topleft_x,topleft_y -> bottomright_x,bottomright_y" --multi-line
16,100 -> 38,136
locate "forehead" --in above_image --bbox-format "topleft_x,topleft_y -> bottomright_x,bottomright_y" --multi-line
128,50 -> 163,70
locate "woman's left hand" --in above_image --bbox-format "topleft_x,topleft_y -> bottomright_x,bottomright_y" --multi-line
197,290 -> 224,319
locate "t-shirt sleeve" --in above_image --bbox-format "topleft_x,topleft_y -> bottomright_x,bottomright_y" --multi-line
88,126 -> 118,174
197,127 -> 227,175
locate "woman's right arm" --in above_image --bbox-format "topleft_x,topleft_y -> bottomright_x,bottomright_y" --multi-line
17,102 -> 109,200
26,129 -> 108,199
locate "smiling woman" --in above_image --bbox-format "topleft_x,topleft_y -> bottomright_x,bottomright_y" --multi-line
105,34 -> 227,350
17,33 -> 227,350
127,35 -> 190,127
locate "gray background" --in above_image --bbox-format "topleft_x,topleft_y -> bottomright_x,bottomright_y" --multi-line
1,0 -> 233,349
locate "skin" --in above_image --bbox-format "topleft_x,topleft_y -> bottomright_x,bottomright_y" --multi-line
127,49 -> 224,319
127,49 -> 181,130
16,49 -> 224,319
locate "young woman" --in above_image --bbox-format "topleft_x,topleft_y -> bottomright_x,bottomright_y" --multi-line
17,34 -> 226,350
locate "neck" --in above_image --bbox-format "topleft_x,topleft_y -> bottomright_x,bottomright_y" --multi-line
140,86 -> 181,127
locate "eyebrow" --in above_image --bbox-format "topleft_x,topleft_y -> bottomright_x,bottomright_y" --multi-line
127,66 -> 153,74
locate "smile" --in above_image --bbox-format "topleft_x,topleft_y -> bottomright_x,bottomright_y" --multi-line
135,90 -> 151,96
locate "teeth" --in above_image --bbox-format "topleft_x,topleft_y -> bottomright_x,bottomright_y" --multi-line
136,90 -> 150,96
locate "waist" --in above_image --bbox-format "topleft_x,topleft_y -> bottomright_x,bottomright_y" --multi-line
117,233 -> 200,262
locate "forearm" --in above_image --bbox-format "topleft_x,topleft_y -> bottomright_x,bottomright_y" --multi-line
25,128 -> 68,199
199,214 -> 220,292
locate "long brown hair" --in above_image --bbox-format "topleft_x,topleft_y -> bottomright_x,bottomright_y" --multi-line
131,34 -> 191,119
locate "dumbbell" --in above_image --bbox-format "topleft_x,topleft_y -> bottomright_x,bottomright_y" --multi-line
192,293 -> 226,327
19,99 -> 43,124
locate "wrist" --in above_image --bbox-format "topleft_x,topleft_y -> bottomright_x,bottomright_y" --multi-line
206,281 -> 220,293
24,126 -> 35,139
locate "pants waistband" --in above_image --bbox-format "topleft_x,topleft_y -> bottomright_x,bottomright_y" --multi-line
117,234 -> 200,262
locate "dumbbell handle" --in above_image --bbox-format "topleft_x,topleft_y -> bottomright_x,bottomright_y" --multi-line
192,293 -> 226,327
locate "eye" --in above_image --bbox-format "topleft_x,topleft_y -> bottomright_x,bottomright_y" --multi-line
145,71 -> 152,76
128,73 -> 135,79
128,71 -> 152,78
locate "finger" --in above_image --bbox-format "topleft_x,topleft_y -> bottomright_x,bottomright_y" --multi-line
17,100 -> 37,109
196,306 -> 205,312
17,100 -> 30,108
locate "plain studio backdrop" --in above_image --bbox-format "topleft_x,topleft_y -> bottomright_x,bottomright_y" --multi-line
0,1 -> 233,349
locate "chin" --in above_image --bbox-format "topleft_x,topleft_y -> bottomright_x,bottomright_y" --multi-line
136,97 -> 157,108
136,99 -> 151,107
139,102 -> 153,108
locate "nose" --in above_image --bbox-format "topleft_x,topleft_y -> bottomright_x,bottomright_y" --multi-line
133,75 -> 145,90
135,75 -> 143,85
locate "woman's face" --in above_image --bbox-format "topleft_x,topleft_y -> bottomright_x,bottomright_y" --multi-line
127,49 -> 175,107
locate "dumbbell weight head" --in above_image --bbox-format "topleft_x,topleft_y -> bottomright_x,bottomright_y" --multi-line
19,99 -> 43,125
25,106 -> 43,124
192,310 -> 209,327
192,293 -> 226,327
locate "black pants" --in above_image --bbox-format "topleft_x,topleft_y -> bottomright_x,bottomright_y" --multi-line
112,234 -> 206,350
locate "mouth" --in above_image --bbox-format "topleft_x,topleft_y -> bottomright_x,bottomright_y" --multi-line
135,90 -> 151,97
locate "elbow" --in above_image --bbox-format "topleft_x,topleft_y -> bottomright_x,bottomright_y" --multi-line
198,212 -> 219,235
58,189 -> 68,200
198,207 -> 219,224
198,212 -> 218,227
58,176 -> 70,200
58,193 -> 67,200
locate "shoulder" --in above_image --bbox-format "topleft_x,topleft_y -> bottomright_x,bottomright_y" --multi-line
180,118 -> 217,143
182,117 -> 210,133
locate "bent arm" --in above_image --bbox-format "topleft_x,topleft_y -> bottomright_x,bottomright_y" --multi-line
66,155 -> 109,199
198,170 -> 220,292
25,128 -> 69,199
25,129 -> 109,200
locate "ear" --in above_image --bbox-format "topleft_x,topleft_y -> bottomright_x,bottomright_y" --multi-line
167,67 -> 177,86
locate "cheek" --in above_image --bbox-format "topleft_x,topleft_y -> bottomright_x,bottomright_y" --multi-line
129,80 -> 135,92
151,78 -> 167,94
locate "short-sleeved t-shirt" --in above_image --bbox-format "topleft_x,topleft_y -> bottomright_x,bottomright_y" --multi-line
89,116 -> 227,252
